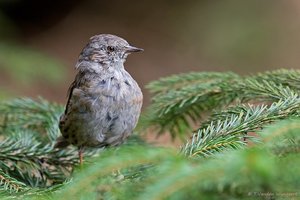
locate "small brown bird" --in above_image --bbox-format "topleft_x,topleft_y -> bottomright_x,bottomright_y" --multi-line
55,34 -> 143,164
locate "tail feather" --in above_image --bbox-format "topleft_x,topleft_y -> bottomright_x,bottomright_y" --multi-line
54,136 -> 70,148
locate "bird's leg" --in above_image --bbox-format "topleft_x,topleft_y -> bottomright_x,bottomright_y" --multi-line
78,146 -> 84,165
243,132 -> 247,143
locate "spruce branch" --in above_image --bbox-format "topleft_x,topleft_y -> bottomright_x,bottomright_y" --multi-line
0,97 -> 63,143
143,69 -> 300,138
183,94 -> 300,157
0,69 -> 299,199
0,169 -> 28,193
260,119 -> 300,156
118,123 -> 299,199
146,71 -> 239,95
232,78 -> 296,101
0,181 -> 70,199
254,69 -> 300,91
0,135 -> 78,186
51,122 -> 300,200
57,146 -> 175,199
142,72 -> 239,138
0,115 -> 297,199
201,80 -> 299,128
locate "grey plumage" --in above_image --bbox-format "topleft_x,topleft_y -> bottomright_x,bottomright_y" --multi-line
56,34 -> 143,155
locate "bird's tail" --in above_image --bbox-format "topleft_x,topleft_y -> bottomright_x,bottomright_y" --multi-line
54,136 -> 70,148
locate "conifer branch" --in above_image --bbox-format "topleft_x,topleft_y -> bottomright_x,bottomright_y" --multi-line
0,98 -> 63,142
0,135 -> 77,186
53,121 -> 300,200
0,169 -> 27,193
146,72 -> 239,95
0,69 -> 299,199
183,95 -> 300,157
254,69 -> 300,91
143,72 -> 239,138
143,69 -> 300,138
260,119 -> 300,156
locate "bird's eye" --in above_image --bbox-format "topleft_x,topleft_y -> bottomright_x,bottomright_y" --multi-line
107,46 -> 115,52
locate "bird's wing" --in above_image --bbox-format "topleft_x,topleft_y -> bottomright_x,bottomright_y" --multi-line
64,80 -> 77,115
56,71 -> 87,148
63,70 -> 88,115
55,82 -> 76,149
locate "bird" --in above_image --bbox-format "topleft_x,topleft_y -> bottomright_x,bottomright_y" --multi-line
55,34 -> 143,164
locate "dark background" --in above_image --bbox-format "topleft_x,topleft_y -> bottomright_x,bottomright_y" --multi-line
1,0 -> 300,105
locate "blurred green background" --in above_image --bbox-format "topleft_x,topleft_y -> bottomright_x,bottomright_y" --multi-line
1,0 -> 300,104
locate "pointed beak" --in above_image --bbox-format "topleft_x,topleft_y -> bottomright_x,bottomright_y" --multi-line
125,45 -> 144,53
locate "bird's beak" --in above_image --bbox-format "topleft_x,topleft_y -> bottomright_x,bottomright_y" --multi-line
125,45 -> 144,53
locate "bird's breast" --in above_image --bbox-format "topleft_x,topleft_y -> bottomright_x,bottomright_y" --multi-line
92,70 -> 142,102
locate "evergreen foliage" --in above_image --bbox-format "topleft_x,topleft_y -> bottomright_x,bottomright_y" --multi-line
0,69 -> 299,199
143,69 -> 300,138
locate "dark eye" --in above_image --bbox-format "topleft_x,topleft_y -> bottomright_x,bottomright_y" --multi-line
107,46 -> 115,52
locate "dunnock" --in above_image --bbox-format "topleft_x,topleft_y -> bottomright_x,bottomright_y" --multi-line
55,34 -> 143,164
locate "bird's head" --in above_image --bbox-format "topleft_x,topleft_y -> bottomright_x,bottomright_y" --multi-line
76,34 -> 143,70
